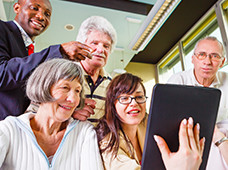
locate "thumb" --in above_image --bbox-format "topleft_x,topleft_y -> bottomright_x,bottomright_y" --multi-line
154,135 -> 171,162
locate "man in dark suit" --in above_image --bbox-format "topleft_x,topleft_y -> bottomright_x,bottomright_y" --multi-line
0,0 -> 93,120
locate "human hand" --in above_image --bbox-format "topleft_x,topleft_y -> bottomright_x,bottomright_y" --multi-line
154,117 -> 205,170
212,125 -> 226,143
212,125 -> 228,165
60,41 -> 93,61
72,98 -> 96,121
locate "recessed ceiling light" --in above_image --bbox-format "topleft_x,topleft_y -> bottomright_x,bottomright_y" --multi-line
64,24 -> 74,31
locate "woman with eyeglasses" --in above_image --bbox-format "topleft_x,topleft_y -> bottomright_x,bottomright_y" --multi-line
95,73 -> 205,170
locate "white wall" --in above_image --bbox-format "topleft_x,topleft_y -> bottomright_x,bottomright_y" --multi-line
0,0 -> 7,21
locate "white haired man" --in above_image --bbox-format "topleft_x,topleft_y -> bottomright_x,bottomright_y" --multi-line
27,15 -> 117,123
74,16 -> 117,122
167,36 -> 228,169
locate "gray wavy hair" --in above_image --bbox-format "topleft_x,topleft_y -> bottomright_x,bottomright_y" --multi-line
76,16 -> 117,52
26,58 -> 84,109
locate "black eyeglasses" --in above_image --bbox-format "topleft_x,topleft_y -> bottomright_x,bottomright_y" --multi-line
194,52 -> 223,61
117,96 -> 147,104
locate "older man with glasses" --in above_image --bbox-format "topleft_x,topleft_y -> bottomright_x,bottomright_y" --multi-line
167,36 -> 228,169
168,36 -> 226,120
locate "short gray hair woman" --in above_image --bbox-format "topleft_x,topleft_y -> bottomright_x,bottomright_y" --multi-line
76,16 -> 117,52
26,58 -> 84,105
0,58 -> 103,170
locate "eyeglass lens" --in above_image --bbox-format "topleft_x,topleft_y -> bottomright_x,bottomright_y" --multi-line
118,96 -> 147,104
195,52 -> 222,61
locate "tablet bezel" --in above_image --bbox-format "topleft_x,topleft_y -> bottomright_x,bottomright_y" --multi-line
141,84 -> 221,170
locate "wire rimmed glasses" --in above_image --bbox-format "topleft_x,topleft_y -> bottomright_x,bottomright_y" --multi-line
194,52 -> 223,61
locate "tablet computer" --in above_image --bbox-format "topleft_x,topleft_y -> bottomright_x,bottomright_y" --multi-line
141,84 -> 221,170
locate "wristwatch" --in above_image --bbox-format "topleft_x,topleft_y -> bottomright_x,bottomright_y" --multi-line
215,136 -> 228,146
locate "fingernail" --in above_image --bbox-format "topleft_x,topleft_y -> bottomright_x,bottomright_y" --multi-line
188,117 -> 193,125
154,135 -> 161,144
183,118 -> 187,125
197,123 -> 200,130
202,137 -> 206,143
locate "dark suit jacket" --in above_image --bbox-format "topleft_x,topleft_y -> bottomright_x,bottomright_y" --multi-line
0,20 -> 63,120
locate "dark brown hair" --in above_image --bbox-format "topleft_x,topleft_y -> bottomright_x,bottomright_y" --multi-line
95,73 -> 146,158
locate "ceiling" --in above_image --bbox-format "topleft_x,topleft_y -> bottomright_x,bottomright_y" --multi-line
2,0 -> 219,73
132,0 -> 219,64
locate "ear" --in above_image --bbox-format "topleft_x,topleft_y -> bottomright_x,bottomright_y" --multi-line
13,3 -> 21,14
219,57 -> 226,68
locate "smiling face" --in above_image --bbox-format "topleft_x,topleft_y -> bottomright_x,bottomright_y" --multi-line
192,39 -> 225,85
115,84 -> 146,126
84,30 -> 112,68
14,0 -> 52,40
47,78 -> 82,122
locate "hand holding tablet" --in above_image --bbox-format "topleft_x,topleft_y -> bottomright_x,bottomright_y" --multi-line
154,117 -> 205,170
141,84 -> 221,170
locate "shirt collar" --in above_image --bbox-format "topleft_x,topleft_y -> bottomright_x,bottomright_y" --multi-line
79,62 -> 110,79
13,20 -> 34,47
211,73 -> 220,87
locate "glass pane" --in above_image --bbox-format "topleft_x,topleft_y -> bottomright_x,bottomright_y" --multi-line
210,27 -> 223,42
220,64 -> 228,72
158,55 -> 182,83
217,5 -> 228,73
184,48 -> 194,70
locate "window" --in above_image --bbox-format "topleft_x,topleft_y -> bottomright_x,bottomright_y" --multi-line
157,0 -> 228,81
157,47 -> 181,83
219,1 -> 228,73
